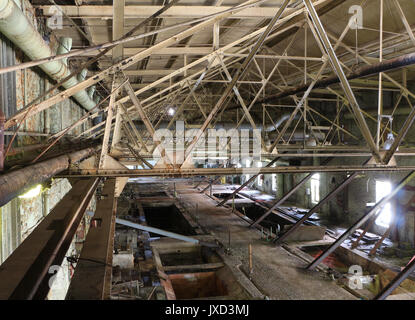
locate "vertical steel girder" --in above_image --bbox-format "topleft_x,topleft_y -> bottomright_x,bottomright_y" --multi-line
307,171 -> 415,270
275,159 -> 370,244
0,179 -> 99,300
303,0 -> 382,163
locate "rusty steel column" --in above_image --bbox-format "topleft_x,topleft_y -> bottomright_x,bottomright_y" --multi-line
0,108 -> 4,172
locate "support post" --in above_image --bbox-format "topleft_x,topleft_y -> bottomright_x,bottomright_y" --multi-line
99,76 -> 120,168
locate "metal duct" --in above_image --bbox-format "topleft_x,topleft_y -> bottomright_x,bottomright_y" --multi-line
134,113 -> 299,133
0,0 -> 96,111
0,147 -> 96,207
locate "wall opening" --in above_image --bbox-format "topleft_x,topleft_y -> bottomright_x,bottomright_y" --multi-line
375,180 -> 392,228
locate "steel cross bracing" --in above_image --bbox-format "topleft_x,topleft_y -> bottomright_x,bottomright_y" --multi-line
2,0 -> 415,170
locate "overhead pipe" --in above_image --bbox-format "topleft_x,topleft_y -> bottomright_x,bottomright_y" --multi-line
261,52 -> 415,103
0,147 -> 96,207
0,0 -> 96,111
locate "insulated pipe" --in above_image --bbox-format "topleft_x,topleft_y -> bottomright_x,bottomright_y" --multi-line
116,218 -> 218,247
0,147 -> 96,207
0,0 -> 96,111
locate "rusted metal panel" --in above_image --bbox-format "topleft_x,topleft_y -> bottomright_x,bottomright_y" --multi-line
66,179 -> 117,300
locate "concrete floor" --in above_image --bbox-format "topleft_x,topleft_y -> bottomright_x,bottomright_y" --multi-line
175,182 -> 356,300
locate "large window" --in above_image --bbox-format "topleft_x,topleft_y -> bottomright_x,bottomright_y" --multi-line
375,180 -> 392,228
311,174 -> 320,204
272,174 -> 277,192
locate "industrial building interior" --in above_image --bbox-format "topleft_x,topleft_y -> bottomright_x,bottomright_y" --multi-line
2,0 -> 415,302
